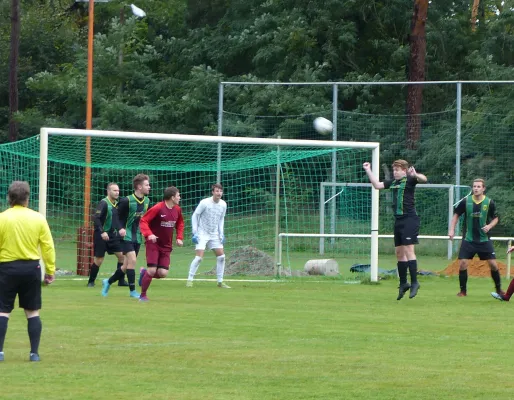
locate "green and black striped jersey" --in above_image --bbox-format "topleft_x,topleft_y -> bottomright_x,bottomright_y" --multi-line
383,176 -> 418,217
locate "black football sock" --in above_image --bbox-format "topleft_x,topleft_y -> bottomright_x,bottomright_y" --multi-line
126,269 -> 136,291
117,262 -> 127,283
397,261 -> 409,285
491,269 -> 502,292
27,316 -> 42,354
0,316 -> 8,352
108,268 -> 124,285
459,269 -> 468,293
88,263 -> 100,283
408,260 -> 418,284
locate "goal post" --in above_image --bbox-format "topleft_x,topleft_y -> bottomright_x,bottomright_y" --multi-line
37,127 -> 380,277
319,182 -> 472,259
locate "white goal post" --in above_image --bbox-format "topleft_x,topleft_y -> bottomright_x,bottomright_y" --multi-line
38,127 -> 381,277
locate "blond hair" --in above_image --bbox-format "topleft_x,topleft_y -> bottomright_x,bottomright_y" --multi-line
392,159 -> 409,170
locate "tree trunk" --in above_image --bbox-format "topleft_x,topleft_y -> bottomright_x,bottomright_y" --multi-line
471,0 -> 480,31
9,0 -> 20,142
406,0 -> 428,150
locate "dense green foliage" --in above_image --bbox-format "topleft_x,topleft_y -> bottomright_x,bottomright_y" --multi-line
1,0 -> 513,232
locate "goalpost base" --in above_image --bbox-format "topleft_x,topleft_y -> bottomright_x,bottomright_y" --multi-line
77,227 -> 94,276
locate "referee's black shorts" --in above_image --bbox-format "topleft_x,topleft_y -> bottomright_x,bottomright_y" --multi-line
393,215 -> 420,247
93,231 -> 122,258
0,260 -> 42,313
458,240 -> 496,260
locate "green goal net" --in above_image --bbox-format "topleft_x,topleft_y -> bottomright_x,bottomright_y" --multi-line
1,130 -> 377,278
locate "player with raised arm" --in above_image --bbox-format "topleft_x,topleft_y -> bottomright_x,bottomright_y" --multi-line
186,183 -> 229,288
102,174 -> 150,298
138,186 -> 184,302
448,178 -> 503,297
87,182 -> 128,287
363,160 -> 427,300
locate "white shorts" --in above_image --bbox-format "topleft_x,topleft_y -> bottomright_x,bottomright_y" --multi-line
195,237 -> 223,251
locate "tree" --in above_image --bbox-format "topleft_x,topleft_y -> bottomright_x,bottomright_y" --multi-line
8,0 -> 20,142
406,0 -> 429,149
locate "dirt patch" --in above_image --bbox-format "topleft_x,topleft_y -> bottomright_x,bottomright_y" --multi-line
440,258 -> 508,277
205,246 -> 282,276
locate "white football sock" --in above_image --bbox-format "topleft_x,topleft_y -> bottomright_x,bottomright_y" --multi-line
216,254 -> 226,283
188,256 -> 202,280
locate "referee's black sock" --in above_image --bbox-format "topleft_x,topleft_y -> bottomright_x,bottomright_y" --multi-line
88,263 -> 100,283
108,268 -> 124,285
27,316 -> 42,354
491,269 -> 502,292
0,316 -> 8,352
459,269 -> 468,293
408,260 -> 418,284
397,261 -> 409,285
126,269 -> 136,291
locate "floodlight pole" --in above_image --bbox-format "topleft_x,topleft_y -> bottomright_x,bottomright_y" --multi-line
84,0 -> 95,228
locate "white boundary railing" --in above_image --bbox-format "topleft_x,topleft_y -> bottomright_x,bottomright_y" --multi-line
277,233 -> 513,279
319,182 -> 472,259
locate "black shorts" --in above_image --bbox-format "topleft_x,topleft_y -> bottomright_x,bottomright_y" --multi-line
93,232 -> 122,258
394,215 -> 420,247
122,241 -> 141,256
0,260 -> 42,313
458,240 -> 496,260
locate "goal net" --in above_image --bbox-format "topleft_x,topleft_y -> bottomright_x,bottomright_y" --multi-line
0,128 -> 380,278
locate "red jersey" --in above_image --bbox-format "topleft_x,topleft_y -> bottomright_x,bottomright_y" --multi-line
139,201 -> 184,250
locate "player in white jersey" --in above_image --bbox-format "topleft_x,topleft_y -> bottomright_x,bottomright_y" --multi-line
186,184 -> 230,288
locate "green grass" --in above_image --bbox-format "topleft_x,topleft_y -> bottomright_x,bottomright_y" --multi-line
2,276 -> 514,399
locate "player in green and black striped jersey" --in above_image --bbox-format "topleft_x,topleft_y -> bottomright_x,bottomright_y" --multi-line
364,159 -> 427,300
87,182 -> 128,287
101,174 -> 151,298
448,178 -> 503,297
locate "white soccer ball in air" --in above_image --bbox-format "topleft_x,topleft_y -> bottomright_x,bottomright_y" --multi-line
313,117 -> 333,135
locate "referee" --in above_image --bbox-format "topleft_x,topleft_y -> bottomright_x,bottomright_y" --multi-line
0,181 -> 56,362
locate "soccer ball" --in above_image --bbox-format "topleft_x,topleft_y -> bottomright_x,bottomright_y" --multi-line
313,117 -> 333,135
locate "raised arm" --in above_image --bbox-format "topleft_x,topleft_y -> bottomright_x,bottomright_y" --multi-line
362,162 -> 385,190
408,166 -> 427,183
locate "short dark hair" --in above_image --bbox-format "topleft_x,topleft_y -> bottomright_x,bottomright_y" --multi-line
8,181 -> 30,206
212,183 -> 223,192
106,182 -> 118,190
163,186 -> 179,200
133,174 -> 149,190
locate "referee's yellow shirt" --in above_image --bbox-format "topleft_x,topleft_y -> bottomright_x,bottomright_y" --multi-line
0,205 -> 56,275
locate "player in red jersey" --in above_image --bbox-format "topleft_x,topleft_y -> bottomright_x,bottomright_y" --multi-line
138,186 -> 184,301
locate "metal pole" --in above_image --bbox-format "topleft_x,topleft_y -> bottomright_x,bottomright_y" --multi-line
456,83 -> 462,197
274,140 -> 281,277
507,240 -> 512,279
84,0 -> 94,228
330,84 -> 338,248
217,83 -> 224,183
448,186 -> 454,259
319,184 -> 325,255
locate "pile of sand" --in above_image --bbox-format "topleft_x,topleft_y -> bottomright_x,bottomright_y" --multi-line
440,258 -> 508,277
205,246 -> 277,276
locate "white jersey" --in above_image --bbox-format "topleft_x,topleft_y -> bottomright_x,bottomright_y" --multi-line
192,197 -> 227,239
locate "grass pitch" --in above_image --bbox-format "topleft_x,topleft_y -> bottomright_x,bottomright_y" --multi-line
2,275 -> 514,400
